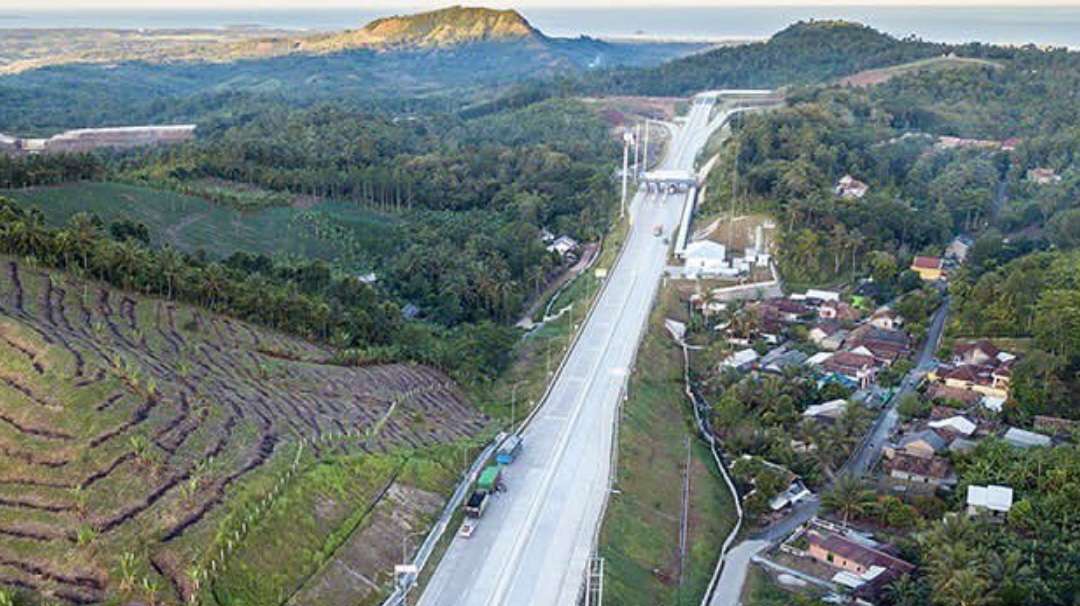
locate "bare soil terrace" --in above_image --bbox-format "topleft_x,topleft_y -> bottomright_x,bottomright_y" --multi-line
0,257 -> 487,604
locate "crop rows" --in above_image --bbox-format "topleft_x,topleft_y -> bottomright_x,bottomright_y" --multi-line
0,259 -> 487,604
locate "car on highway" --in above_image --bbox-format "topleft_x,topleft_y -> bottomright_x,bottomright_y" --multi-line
459,520 -> 477,538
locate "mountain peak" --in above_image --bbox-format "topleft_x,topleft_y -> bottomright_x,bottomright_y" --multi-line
305,6 -> 544,51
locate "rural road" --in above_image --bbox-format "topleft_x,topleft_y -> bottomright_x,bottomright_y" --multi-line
417,94 -> 721,606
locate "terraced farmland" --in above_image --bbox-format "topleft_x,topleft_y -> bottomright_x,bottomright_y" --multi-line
0,256 -> 487,604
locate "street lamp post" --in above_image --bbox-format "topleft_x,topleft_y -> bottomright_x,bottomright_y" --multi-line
621,131 -> 632,220
510,381 -> 524,434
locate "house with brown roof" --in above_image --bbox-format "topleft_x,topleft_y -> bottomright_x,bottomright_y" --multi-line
953,340 -> 1001,366
809,321 -> 848,351
926,384 -> 983,407
845,325 -> 911,365
869,308 -> 903,331
932,362 -> 1010,399
884,453 -> 956,488
821,351 -> 879,389
819,300 -> 861,323
911,256 -> 945,281
758,298 -> 811,323
806,529 -> 915,597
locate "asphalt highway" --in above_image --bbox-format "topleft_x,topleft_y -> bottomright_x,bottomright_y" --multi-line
418,95 -> 719,606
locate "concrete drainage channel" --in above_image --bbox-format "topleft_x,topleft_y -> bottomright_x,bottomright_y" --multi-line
676,334 -> 745,606
382,218 -> 634,606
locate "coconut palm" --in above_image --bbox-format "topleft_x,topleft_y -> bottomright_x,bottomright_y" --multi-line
821,475 -> 875,526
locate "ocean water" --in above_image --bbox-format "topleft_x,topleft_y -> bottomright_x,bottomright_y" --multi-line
2,6 -> 1080,49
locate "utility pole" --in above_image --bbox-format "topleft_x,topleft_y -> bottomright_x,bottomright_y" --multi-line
730,139 -> 739,246
621,131 -> 632,220
510,381 -> 524,433
632,122 -> 641,178
642,120 -> 650,173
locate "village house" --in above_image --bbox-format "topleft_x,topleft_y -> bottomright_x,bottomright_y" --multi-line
1027,167 -> 1062,185
809,321 -> 848,351
953,340 -> 1008,366
945,235 -> 973,264
546,235 -> 579,258
894,429 -> 949,459
760,345 -> 809,374
868,308 -> 902,331
757,298 -> 811,323
967,484 -> 1013,519
721,348 -> 760,372
884,452 -> 956,489
931,362 -> 1012,400
845,325 -> 911,365
803,399 -> 848,423
927,415 -> 978,439
835,175 -> 869,199
806,529 -> 915,598
926,383 -> 983,407
1003,427 -> 1052,449
819,300 -> 860,322
911,255 -> 945,281
796,289 -> 841,304
821,351 -> 878,389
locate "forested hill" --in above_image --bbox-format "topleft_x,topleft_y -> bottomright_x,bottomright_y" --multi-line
598,20 -> 948,95
0,10 -> 698,135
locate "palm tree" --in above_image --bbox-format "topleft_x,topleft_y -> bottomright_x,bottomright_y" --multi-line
821,476 -> 875,526
158,246 -> 185,300
886,574 -> 930,606
68,212 -> 101,271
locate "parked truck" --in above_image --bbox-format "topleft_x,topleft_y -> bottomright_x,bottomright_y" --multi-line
496,435 -> 523,465
464,490 -> 490,518
477,465 -> 502,492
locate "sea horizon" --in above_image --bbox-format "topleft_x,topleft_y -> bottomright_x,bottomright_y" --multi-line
2,6 -> 1080,48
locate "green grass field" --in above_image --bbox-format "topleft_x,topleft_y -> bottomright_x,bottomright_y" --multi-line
1,182 -> 398,269
598,287 -> 738,606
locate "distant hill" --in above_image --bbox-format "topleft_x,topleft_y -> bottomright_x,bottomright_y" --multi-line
305,6 -> 545,50
600,20 -> 950,96
0,7 -> 703,134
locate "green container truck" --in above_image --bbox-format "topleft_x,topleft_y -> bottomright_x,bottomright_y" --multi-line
477,465 -> 502,492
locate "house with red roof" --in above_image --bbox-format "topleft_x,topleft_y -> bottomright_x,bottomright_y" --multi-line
911,256 -> 945,281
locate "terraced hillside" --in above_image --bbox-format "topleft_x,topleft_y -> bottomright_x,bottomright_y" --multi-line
0,257 -> 487,604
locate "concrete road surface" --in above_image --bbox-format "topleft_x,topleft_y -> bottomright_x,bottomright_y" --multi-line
418,96 -> 720,606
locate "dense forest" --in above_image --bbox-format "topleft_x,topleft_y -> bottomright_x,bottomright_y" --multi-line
597,21 -> 946,96
1,96 -> 621,387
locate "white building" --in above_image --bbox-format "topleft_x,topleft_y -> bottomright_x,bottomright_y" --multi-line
684,240 -> 728,274
546,236 -> 579,257
928,416 -> 977,437
966,484 -> 1013,518
1003,427 -> 1051,449
721,348 -> 759,371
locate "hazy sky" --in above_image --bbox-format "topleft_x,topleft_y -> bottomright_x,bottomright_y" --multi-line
18,0 -> 1080,9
